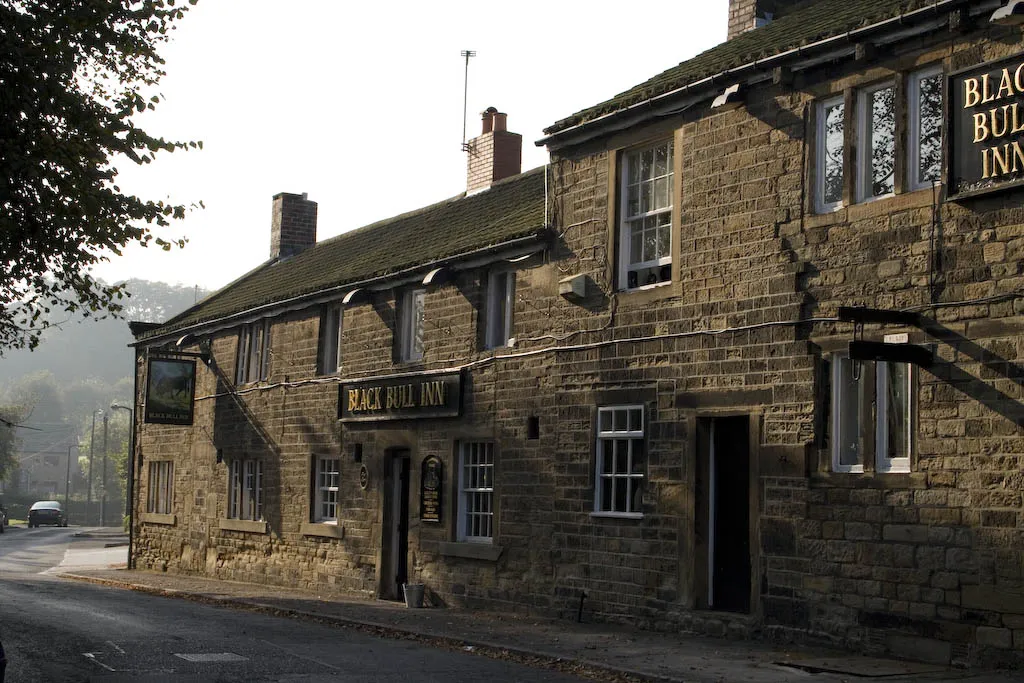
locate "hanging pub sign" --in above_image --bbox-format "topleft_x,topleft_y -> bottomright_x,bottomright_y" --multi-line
144,357 -> 197,425
339,371 -> 463,422
949,52 -> 1024,198
420,455 -> 443,523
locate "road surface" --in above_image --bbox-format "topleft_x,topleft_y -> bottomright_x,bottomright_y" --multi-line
0,525 -> 588,682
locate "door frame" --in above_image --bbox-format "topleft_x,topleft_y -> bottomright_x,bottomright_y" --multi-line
688,411 -> 760,615
379,447 -> 411,600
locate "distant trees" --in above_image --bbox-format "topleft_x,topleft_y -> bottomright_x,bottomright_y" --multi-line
0,280 -> 205,488
0,0 -> 200,352
0,405 -> 25,481
0,279 -> 209,386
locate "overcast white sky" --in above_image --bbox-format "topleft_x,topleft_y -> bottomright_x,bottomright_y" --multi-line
92,0 -> 728,292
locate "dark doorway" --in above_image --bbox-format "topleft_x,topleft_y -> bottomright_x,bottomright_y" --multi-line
695,416 -> 751,613
381,449 -> 411,601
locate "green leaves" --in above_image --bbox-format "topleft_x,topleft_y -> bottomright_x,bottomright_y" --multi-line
0,0 -> 201,353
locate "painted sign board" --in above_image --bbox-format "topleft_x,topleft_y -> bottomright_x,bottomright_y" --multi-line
949,52 -> 1024,197
339,371 -> 463,422
145,357 -> 197,425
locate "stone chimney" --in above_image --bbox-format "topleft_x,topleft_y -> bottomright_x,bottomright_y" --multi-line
466,107 -> 522,194
270,192 -> 317,260
728,0 -> 802,40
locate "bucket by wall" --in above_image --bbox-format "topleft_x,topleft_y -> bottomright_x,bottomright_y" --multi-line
403,583 -> 425,608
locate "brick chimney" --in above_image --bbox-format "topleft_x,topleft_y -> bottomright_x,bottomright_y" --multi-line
466,107 -> 522,194
728,0 -> 802,40
270,192 -> 317,260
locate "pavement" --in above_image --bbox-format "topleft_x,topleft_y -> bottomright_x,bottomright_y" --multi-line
49,528 -> 1020,683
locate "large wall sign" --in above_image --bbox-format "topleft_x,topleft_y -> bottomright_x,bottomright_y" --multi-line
339,371 -> 463,422
145,357 -> 197,425
950,53 -> 1024,197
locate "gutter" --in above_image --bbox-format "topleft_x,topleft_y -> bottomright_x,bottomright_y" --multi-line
133,229 -> 552,348
538,0 -> 991,150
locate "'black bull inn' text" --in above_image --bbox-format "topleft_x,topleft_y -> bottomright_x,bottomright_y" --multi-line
964,59 -> 1024,180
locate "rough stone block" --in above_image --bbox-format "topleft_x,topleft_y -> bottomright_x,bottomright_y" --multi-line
976,626 -> 1013,649
962,585 -> 1024,614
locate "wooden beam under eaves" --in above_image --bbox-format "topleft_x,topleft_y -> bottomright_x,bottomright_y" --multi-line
773,66 -> 793,87
855,42 -> 876,63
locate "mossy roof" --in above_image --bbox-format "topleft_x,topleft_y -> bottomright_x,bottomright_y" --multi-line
545,0 -> 946,135
142,167 -> 547,340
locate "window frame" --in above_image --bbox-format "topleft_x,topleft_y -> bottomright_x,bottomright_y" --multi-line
484,269 -> 515,349
317,303 -> 343,375
458,441 -> 495,543
147,460 -> 174,514
855,80 -> 897,203
875,361 -> 913,473
313,455 -> 340,524
815,95 -> 846,213
235,319 -> 270,384
907,65 -> 944,193
831,355 -> 867,473
593,405 -> 645,518
815,65 -> 945,212
618,139 -> 674,291
830,354 -> 914,474
398,288 -> 426,362
228,458 -> 263,521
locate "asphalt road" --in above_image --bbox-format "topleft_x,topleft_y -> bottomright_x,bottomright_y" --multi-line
0,527 -> 588,682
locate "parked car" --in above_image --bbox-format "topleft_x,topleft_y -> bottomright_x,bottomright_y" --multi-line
27,500 -> 67,528
0,503 -> 7,533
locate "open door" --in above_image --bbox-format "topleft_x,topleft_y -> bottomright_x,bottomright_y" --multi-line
695,416 -> 751,613
380,449 -> 410,600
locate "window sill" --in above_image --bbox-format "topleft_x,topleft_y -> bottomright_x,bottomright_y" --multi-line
438,541 -> 503,561
590,512 -> 644,520
811,471 -> 926,489
807,186 -> 940,228
616,281 -> 681,308
301,522 -> 345,539
219,518 -> 267,534
140,512 -> 175,526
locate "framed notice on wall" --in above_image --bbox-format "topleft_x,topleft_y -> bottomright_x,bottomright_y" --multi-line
420,455 -> 443,523
145,357 -> 197,425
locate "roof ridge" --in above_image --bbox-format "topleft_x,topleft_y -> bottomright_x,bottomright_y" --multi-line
136,167 -> 548,340
544,0 -> 937,136
318,165 -> 546,248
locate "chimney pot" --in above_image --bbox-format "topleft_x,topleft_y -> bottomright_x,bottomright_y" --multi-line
481,106 -> 498,134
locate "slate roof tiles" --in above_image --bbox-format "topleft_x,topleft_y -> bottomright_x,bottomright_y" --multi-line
148,167 -> 547,338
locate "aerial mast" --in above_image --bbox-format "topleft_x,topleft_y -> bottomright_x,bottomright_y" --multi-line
460,49 -> 476,152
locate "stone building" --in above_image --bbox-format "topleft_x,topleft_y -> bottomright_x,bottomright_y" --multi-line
130,0 -> 1024,667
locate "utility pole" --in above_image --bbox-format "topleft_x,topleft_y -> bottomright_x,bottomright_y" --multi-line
65,444 -> 73,508
101,412 -> 109,526
87,409 -> 99,523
